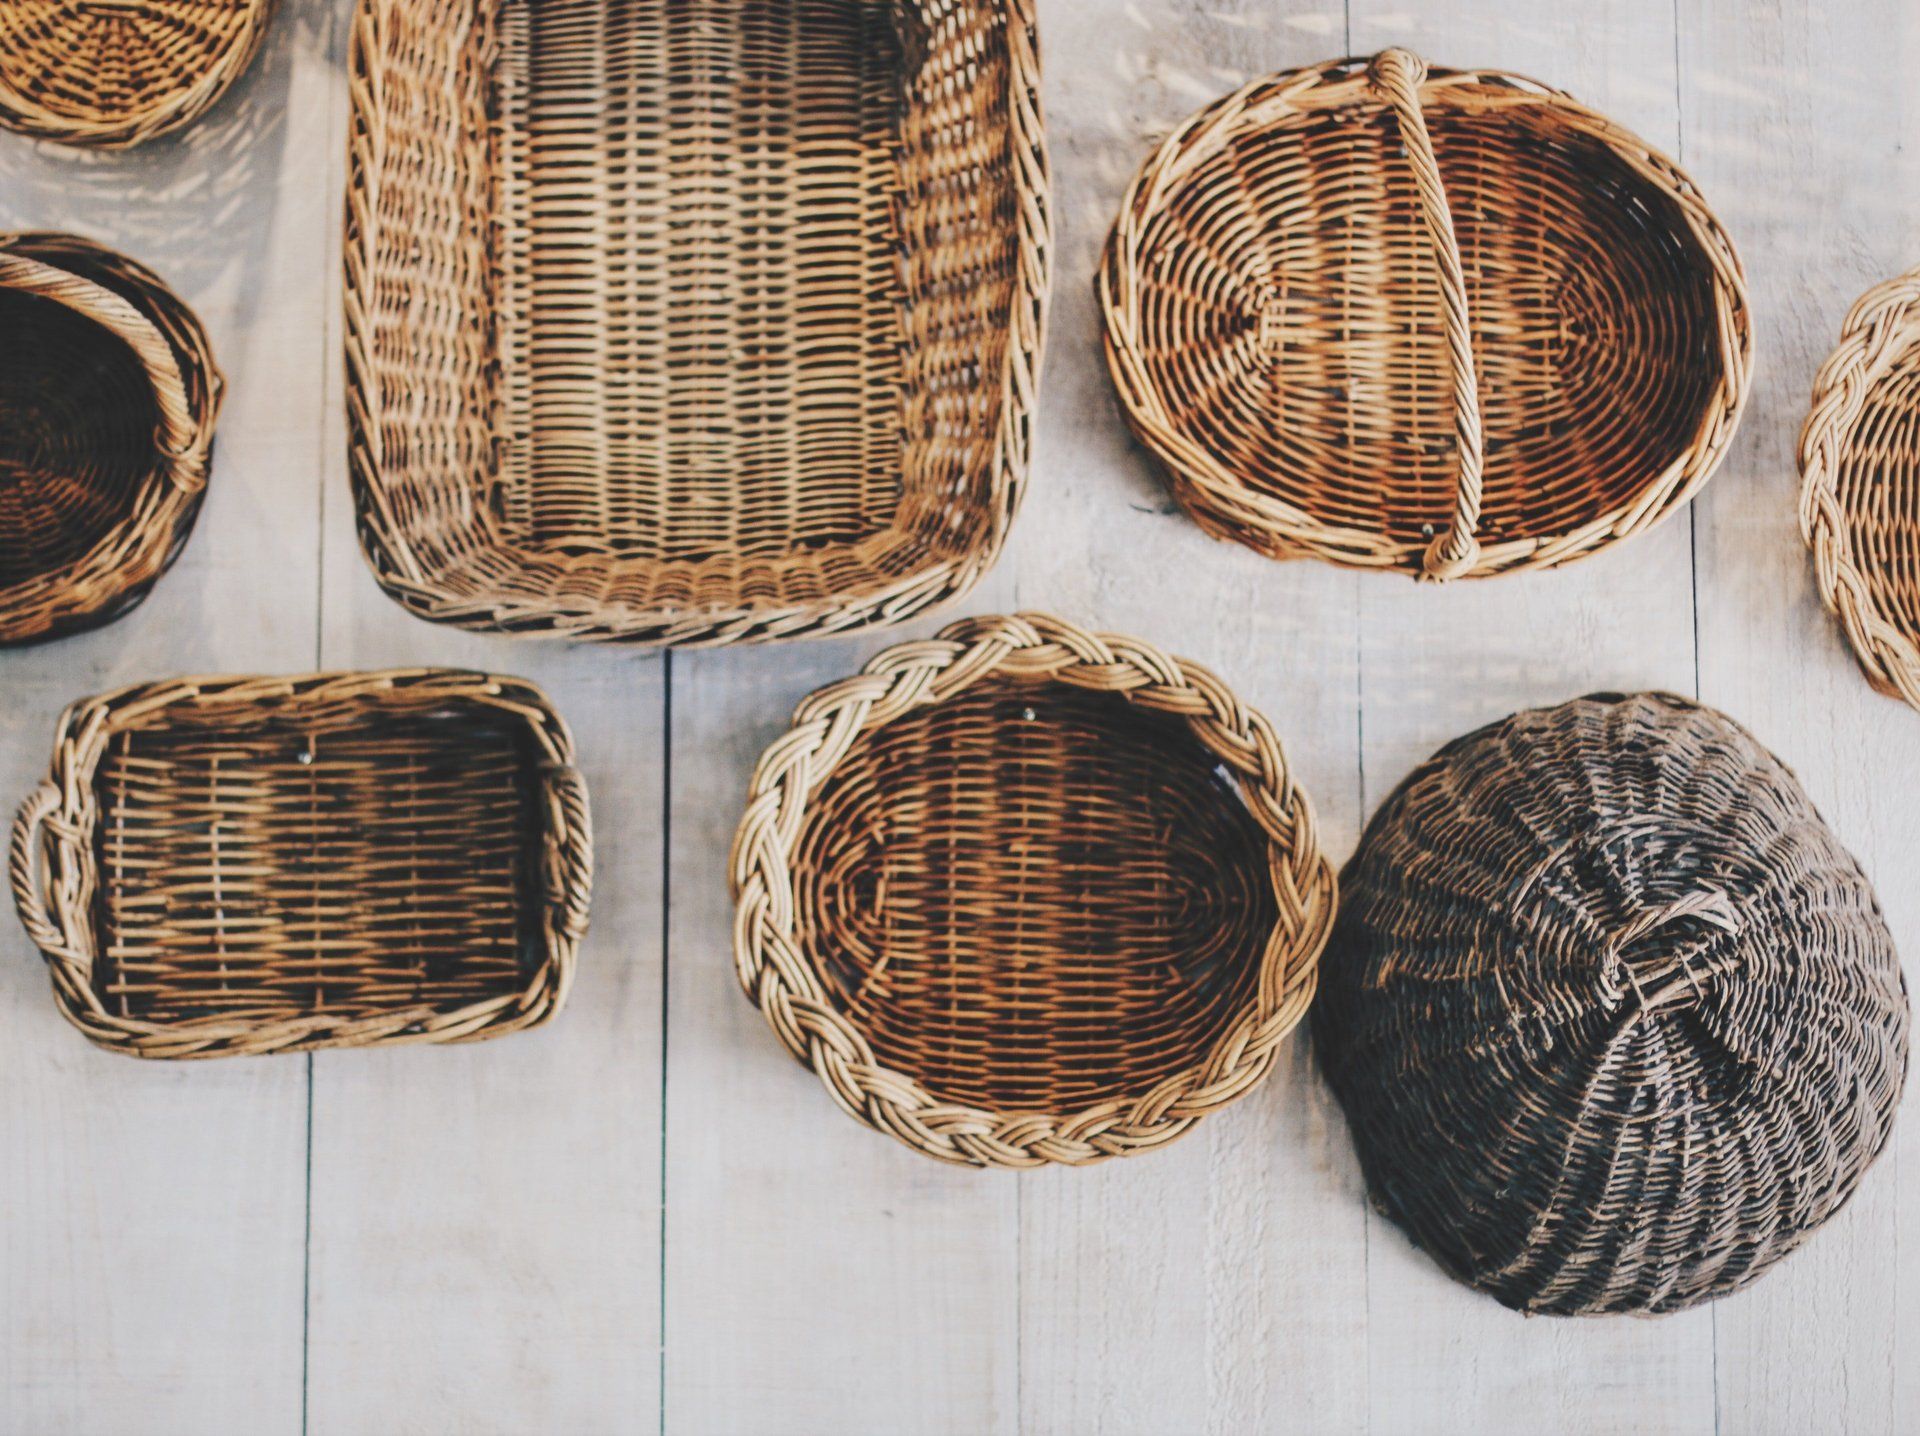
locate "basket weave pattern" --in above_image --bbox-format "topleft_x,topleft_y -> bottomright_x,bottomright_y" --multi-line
1800,268 -> 1920,711
1101,49 -> 1752,580
345,0 -> 1050,645
10,670 -> 592,1059
0,0 -> 272,147
1313,693 -> 1909,1315
0,232 -> 221,645
732,613 -> 1335,1168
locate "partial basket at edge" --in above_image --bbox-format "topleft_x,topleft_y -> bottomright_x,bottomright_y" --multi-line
346,0 -> 1050,646
10,670 -> 592,1059
1101,48 -> 1752,580
0,232 -> 220,645
731,613 -> 1335,1168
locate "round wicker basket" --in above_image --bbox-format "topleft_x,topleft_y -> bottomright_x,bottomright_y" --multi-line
731,612 -> 1336,1168
1801,267 -> 1920,712
1100,49 -> 1753,581
0,232 -> 221,645
1314,692 -> 1908,1315
0,0 -> 272,148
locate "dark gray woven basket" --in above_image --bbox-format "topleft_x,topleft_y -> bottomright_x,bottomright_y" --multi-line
1313,692 -> 1909,1316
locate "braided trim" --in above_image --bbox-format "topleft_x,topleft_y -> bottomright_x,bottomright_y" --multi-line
1799,268 -> 1920,711
730,612 -> 1336,1168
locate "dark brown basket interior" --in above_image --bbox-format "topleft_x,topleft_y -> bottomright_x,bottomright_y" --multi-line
793,675 -> 1276,1112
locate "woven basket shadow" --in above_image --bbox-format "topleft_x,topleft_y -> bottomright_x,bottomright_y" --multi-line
1313,692 -> 1908,1316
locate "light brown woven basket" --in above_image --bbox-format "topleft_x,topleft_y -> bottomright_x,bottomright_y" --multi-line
345,0 -> 1050,646
10,670 -> 592,1059
731,613 -> 1335,1168
0,0 -> 273,148
0,231 -> 221,645
1100,48 -> 1753,581
1800,267 -> 1920,712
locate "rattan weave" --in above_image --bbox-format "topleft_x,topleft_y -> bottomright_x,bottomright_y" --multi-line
10,670 -> 592,1059
731,613 -> 1335,1168
1314,692 -> 1908,1315
1100,49 -> 1752,580
1800,267 -> 1920,712
0,0 -> 272,148
345,0 -> 1050,646
0,231 -> 220,645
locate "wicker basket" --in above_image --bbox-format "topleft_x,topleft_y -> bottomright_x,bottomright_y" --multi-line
345,0 -> 1050,646
0,0 -> 273,148
10,670 -> 592,1059
1314,692 -> 1908,1315
1801,267 -> 1920,711
0,232 -> 220,645
731,613 -> 1335,1168
1100,49 -> 1752,581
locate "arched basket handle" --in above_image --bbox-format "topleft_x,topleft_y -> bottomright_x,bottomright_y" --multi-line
1367,49 -> 1485,581
0,250 -> 207,495
9,783 -> 85,972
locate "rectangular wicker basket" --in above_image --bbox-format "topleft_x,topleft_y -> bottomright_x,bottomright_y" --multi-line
344,0 -> 1049,646
9,671 -> 591,1059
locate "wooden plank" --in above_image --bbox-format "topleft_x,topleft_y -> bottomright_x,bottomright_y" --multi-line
0,5 -> 338,1430
1343,3 -> 1718,1433
1677,1 -> 1920,1431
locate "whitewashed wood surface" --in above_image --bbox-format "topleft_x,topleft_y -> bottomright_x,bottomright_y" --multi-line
1,0 -> 1915,1431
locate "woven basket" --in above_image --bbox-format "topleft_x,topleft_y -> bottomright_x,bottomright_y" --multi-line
10,670 -> 592,1059
345,0 -> 1050,646
1100,49 -> 1752,580
1314,692 -> 1908,1315
1801,267 -> 1920,712
0,0 -> 273,148
0,232 -> 220,645
731,613 -> 1335,1168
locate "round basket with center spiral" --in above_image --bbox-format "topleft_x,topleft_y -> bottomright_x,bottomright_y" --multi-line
1314,692 -> 1908,1315
730,613 -> 1336,1168
1100,49 -> 1753,580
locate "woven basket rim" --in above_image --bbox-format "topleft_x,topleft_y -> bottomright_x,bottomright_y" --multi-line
1799,266 -> 1920,711
343,0 -> 1053,647
1099,49 -> 1754,580
9,668 -> 593,1059
729,611 -> 1336,1168
0,0 -> 274,148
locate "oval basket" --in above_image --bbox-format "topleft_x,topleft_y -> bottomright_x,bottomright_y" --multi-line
731,613 -> 1335,1168
346,0 -> 1050,646
0,232 -> 221,645
1800,267 -> 1920,711
1100,49 -> 1753,580
0,0 -> 273,148
1314,692 -> 1908,1315
10,670 -> 593,1059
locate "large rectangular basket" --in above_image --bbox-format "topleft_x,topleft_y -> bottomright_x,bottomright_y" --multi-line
9,671 -> 591,1059
345,0 -> 1049,646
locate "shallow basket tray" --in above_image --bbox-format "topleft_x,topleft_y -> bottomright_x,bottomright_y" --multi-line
1800,267 -> 1920,713
0,0 -> 273,148
345,0 -> 1050,646
730,612 -> 1335,1168
10,670 -> 592,1059
1100,48 -> 1752,581
0,232 -> 221,645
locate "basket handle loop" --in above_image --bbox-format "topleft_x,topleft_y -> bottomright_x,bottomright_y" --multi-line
0,251 -> 206,495
1367,49 -> 1486,581
9,783 -> 81,971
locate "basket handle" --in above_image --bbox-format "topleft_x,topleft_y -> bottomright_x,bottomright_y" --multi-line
0,251 -> 207,495
9,783 -> 83,971
1367,49 -> 1485,581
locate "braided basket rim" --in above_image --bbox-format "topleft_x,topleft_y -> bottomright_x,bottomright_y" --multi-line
0,0 -> 274,148
1098,51 -> 1754,580
9,669 -> 594,1059
729,612 -> 1337,1168
343,0 -> 1053,648
1799,266 -> 1920,711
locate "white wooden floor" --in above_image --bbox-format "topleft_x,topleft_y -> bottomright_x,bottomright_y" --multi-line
2,1 -> 1916,1431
